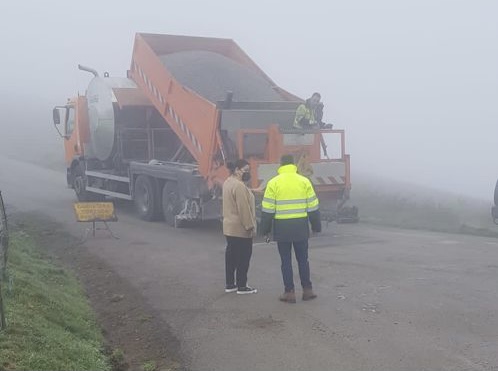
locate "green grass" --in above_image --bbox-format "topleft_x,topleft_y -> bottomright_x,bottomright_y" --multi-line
0,231 -> 109,371
142,360 -> 158,371
350,175 -> 498,237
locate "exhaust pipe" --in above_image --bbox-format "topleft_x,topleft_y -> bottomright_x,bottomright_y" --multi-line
78,64 -> 99,77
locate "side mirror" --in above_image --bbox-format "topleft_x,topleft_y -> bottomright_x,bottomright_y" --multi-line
52,106 -> 67,139
53,108 -> 61,125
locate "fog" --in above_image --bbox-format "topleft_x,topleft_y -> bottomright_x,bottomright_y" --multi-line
1,0 -> 497,200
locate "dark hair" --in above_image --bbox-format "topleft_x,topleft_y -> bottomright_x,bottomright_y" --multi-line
280,154 -> 294,166
226,159 -> 249,174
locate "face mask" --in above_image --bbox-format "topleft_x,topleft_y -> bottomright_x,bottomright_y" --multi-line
241,172 -> 251,182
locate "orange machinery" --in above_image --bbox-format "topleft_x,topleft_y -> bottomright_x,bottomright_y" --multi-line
53,33 -> 357,226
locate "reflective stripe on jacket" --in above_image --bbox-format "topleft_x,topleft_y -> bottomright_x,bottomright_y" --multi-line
260,164 -> 322,241
261,164 -> 319,219
293,103 -> 316,129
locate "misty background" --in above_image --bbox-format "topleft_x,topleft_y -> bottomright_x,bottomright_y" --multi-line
0,0 -> 497,206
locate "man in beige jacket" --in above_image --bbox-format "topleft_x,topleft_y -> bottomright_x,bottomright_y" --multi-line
223,159 -> 257,294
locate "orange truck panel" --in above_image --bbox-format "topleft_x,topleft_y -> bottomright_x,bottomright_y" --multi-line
129,33 -> 303,181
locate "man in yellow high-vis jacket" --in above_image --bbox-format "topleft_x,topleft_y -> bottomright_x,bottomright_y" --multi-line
261,155 -> 322,303
293,92 -> 322,129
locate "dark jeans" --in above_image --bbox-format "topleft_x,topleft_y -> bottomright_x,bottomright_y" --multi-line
277,240 -> 312,292
225,235 -> 253,289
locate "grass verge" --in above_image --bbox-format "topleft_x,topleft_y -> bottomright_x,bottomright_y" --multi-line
350,177 -> 498,238
0,230 -> 109,371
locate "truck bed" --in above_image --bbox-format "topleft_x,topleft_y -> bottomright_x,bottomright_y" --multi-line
159,50 -> 285,103
129,33 -> 300,178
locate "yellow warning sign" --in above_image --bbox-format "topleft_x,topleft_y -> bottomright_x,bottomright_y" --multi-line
73,202 -> 117,222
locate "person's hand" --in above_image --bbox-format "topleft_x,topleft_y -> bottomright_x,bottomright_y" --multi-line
264,235 -> 271,243
250,183 -> 265,193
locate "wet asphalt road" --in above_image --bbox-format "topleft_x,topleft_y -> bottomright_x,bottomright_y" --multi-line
1,155 -> 497,371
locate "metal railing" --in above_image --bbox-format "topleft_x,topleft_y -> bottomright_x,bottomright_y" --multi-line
0,191 -> 8,329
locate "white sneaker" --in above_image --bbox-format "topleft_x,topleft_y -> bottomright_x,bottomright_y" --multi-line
237,286 -> 257,295
225,285 -> 237,293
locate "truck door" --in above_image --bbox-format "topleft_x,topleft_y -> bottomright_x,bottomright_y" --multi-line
53,104 -> 80,167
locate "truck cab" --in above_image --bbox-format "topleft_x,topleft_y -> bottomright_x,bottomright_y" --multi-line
53,97 -> 89,191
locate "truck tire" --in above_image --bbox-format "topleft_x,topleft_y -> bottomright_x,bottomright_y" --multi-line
495,179 -> 498,206
73,164 -> 104,202
162,181 -> 185,227
134,175 -> 161,221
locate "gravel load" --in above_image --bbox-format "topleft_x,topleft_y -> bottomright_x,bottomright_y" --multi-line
159,51 -> 285,103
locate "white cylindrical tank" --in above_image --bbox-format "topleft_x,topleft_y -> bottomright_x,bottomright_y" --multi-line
86,76 -> 138,161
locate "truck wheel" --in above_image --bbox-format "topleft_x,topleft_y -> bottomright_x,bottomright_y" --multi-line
134,175 -> 161,221
162,182 -> 185,227
73,164 -> 104,201
494,179 -> 498,206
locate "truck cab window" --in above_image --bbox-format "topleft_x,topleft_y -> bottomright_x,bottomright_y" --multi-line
65,107 -> 75,137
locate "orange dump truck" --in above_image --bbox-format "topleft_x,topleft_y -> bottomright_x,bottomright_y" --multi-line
53,33 -> 358,226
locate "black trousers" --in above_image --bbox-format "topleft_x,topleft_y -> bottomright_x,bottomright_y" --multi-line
225,235 -> 253,289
